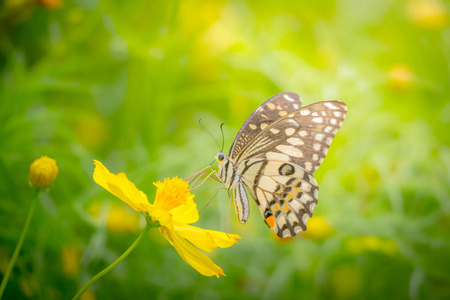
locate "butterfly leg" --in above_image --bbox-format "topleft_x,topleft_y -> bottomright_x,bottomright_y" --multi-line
185,165 -> 212,183
199,186 -> 240,239
189,166 -> 222,191
186,166 -> 218,189
199,187 -> 228,214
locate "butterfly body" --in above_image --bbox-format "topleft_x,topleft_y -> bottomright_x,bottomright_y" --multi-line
216,92 -> 347,238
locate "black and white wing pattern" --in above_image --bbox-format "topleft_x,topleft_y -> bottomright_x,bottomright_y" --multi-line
215,92 -> 347,238
229,92 -> 302,159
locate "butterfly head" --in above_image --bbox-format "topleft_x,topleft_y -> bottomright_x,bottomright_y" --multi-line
215,152 -> 226,164
215,152 -> 231,183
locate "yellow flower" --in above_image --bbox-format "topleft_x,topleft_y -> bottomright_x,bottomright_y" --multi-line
61,246 -> 82,279
28,156 -> 59,191
387,65 -> 415,91
87,202 -> 141,234
302,216 -> 335,240
271,216 -> 335,242
75,115 -> 108,151
347,236 -> 397,255
93,160 -> 240,277
407,0 -> 449,29
331,265 -> 362,298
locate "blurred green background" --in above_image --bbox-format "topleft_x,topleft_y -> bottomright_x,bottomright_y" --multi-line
1,0 -> 449,299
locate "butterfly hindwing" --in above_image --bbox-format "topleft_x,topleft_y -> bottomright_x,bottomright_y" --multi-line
229,92 -> 302,159
236,158 -> 318,238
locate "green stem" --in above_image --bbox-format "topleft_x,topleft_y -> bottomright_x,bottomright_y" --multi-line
72,222 -> 153,300
0,190 -> 39,299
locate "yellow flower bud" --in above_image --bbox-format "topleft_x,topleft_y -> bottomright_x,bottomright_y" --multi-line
28,156 -> 59,191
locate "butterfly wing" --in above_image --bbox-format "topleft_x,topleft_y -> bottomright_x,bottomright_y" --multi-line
234,100 -> 347,174
229,92 -> 303,159
224,93 -> 346,238
236,158 -> 318,238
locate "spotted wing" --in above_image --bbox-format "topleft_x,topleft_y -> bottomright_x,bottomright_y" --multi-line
237,158 -> 318,238
229,92 -> 302,159
234,101 -> 347,174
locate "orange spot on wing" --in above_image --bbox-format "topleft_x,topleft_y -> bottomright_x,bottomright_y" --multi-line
266,215 -> 275,228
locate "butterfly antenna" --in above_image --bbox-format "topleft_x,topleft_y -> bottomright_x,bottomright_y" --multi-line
219,122 -> 225,152
198,119 -> 222,151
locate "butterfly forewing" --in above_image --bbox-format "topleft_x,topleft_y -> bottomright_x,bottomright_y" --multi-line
235,100 -> 347,174
229,92 -> 303,159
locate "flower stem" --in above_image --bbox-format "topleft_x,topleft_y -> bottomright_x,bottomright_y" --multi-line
72,222 -> 153,300
0,190 -> 39,299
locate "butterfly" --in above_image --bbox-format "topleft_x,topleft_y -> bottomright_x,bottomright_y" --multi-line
214,92 -> 347,238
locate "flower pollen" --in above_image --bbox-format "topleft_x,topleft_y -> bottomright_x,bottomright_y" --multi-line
153,177 -> 192,212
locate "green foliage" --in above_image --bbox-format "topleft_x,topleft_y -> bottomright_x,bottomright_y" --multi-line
1,0 -> 449,299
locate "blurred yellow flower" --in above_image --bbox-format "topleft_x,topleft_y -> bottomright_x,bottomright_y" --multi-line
407,0 -> 449,29
18,275 -> 39,299
28,156 -> 59,191
271,216 -> 334,242
302,216 -> 335,240
387,65 -> 415,91
178,1 -> 223,38
87,202 -> 141,234
107,205 -> 141,233
4,0 -> 28,7
93,160 -> 241,277
331,265 -> 362,298
61,246 -> 82,278
79,289 -> 96,300
75,115 -> 108,151
347,236 -> 397,255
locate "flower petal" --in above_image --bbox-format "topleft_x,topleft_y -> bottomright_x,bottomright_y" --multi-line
173,223 -> 241,252
169,194 -> 199,224
93,160 -> 151,212
160,227 -> 225,278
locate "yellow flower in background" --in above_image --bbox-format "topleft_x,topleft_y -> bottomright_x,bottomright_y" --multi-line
75,115 -> 108,151
93,160 -> 241,277
28,156 -> 59,191
347,236 -> 397,255
61,246 -> 82,279
87,202 -> 141,234
302,216 -> 335,240
407,0 -> 449,29
331,265 -> 362,298
18,275 -> 39,299
106,206 -> 141,233
270,216 -> 334,242
79,289 -> 96,300
387,65 -> 415,91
